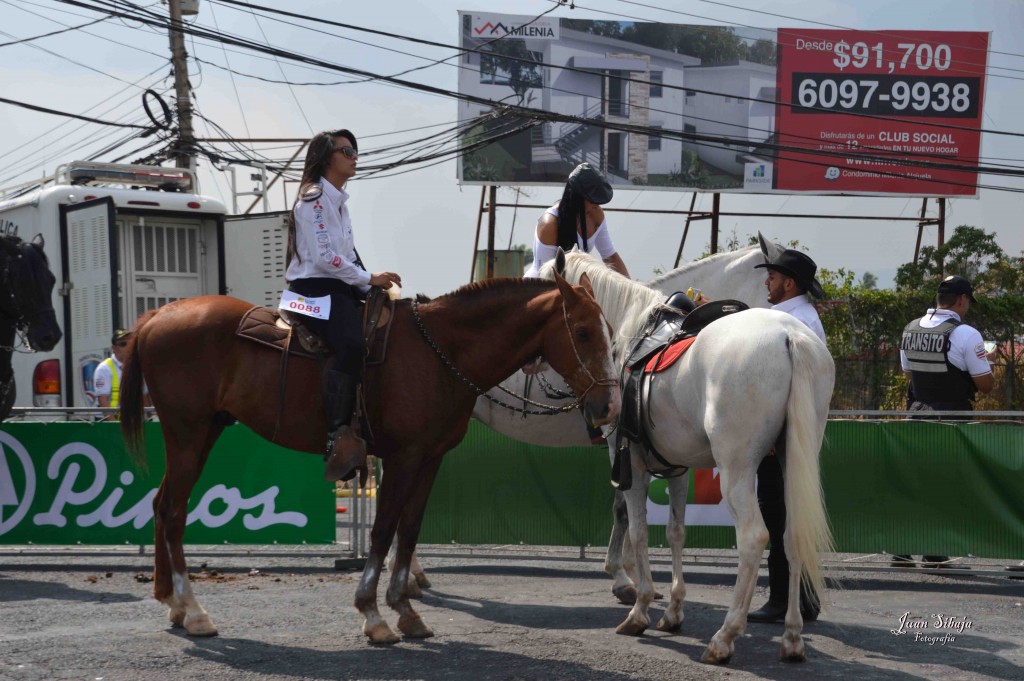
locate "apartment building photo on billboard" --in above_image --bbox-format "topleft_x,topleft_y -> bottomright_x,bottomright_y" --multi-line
456,11 -> 778,193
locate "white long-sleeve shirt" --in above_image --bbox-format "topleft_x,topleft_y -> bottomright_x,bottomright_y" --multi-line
772,294 -> 826,344
285,181 -> 371,292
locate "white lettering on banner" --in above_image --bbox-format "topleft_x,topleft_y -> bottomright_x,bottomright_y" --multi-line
187,484 -> 307,529
34,443 -> 107,527
0,432 -> 310,536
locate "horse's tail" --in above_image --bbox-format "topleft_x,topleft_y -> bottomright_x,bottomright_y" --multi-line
120,310 -> 157,469
783,330 -> 836,602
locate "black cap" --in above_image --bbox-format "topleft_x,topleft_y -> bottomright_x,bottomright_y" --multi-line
112,329 -> 131,345
755,248 -> 824,299
937,275 -> 977,303
567,162 -> 613,205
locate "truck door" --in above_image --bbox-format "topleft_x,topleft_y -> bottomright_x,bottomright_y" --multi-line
60,198 -> 118,408
118,216 -> 207,322
222,211 -> 289,306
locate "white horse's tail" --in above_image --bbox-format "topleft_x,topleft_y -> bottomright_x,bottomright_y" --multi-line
783,330 -> 836,601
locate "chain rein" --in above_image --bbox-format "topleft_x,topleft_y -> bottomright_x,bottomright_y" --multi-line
411,300 -> 598,416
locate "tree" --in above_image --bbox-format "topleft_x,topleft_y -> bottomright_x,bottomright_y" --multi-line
481,39 -> 542,107
860,272 -> 878,290
745,39 -> 777,66
894,225 -> 1005,292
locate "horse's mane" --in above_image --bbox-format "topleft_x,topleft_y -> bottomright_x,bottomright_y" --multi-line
541,252 -> 661,349
432,276 -> 553,302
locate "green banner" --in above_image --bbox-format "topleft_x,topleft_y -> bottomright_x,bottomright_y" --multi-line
418,420 -> 1024,559
0,423 -> 335,545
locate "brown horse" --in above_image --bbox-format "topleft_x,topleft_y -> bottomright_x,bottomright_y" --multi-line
119,270 -> 620,642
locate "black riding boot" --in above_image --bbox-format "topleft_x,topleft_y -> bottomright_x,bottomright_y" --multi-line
323,369 -> 367,483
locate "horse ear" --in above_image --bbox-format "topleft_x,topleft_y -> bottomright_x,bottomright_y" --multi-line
578,272 -> 595,299
758,231 -> 785,263
32,233 -> 45,249
555,247 -> 566,275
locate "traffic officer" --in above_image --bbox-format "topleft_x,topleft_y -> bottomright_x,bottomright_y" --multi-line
748,248 -> 827,624
93,329 -> 131,420
891,274 -> 993,568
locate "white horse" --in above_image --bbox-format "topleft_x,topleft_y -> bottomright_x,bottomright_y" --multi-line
544,250 -> 835,664
469,237 -> 786,602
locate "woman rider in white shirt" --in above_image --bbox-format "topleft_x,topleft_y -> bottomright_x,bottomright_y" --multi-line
285,129 -> 401,482
525,163 -> 630,279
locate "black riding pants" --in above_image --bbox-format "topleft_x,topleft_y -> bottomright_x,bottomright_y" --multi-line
287,277 -> 364,375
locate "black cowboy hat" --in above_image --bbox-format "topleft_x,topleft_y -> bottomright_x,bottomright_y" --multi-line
567,162 -> 614,205
755,248 -> 824,299
936,275 -> 977,303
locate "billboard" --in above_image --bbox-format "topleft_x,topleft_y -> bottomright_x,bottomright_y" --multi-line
775,30 -> 988,196
456,11 -> 988,197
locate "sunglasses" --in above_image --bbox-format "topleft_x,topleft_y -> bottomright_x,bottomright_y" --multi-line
333,146 -> 358,159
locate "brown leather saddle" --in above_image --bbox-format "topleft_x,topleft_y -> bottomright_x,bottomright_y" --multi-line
233,287 -> 396,441
236,286 -> 395,363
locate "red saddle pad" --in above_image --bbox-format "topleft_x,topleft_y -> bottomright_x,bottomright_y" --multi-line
644,336 -> 697,373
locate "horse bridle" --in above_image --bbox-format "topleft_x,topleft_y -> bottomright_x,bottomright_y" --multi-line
410,297 -> 617,416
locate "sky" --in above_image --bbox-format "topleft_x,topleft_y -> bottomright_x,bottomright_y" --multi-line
1,0 -> 1023,296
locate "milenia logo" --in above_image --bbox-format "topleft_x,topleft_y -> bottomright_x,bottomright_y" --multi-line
743,162 -> 774,189
470,14 -> 559,40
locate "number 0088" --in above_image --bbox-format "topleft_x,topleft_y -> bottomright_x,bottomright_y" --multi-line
288,301 -> 321,314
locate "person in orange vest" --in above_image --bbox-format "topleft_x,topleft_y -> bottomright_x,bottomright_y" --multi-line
93,329 -> 131,420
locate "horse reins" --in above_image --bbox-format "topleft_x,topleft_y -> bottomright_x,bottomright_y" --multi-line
410,297 -> 616,417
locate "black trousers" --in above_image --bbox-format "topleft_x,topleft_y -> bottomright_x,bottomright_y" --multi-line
287,278 -> 364,375
756,433 -> 819,610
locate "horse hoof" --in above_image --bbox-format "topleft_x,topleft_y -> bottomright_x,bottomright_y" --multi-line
701,646 -> 732,665
612,585 -> 637,605
183,614 -> 218,637
398,616 -> 434,639
615,618 -> 648,636
780,637 -> 807,662
365,623 -> 401,645
653,590 -> 665,601
655,615 -> 682,632
414,573 -> 432,589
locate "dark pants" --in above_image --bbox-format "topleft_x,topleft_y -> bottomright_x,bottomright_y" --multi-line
287,278 -> 364,374
756,432 -> 819,612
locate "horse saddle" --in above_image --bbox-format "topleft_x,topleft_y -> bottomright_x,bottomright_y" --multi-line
235,286 -> 395,365
611,297 -> 749,491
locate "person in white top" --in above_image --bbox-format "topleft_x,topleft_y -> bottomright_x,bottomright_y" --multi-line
524,163 -> 630,279
748,248 -> 828,623
891,274 -> 993,569
284,129 -> 402,483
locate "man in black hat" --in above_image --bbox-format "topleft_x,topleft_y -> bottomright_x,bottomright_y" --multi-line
891,274 -> 993,568
747,248 -> 827,623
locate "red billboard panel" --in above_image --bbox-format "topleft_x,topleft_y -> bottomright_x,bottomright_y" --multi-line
774,30 -> 989,196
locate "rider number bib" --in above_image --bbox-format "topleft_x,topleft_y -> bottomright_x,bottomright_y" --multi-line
278,290 -> 331,320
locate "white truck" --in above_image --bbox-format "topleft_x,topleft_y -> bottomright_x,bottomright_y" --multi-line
0,161 -> 288,415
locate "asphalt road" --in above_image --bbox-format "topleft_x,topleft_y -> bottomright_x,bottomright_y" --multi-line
1,547 -> 1022,681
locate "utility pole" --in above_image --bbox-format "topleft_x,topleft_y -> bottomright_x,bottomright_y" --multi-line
167,0 -> 196,171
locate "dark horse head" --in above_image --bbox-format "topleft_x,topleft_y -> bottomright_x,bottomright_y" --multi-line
0,234 -> 62,419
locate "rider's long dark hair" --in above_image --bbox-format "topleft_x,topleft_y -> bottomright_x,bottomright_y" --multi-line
286,129 -> 359,268
556,182 -> 587,254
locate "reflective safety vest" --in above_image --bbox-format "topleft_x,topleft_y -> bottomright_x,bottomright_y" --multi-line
900,317 -> 976,406
99,358 -> 121,409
